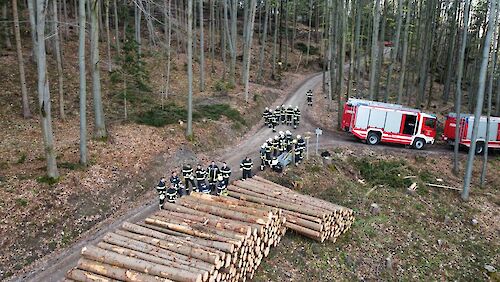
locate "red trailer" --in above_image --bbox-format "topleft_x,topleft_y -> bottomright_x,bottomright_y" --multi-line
342,99 -> 437,150
442,113 -> 500,154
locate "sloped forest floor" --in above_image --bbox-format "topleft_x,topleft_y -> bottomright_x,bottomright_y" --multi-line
254,146 -> 499,281
0,23 -> 323,279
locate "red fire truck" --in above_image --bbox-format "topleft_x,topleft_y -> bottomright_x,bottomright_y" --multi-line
342,99 -> 438,150
442,113 -> 500,154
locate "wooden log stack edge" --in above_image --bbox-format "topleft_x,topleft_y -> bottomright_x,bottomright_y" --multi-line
227,175 -> 355,243
65,192 -> 286,282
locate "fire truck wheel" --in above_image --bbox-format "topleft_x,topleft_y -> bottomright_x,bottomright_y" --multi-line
475,142 -> 485,155
367,132 -> 381,145
413,138 -> 426,150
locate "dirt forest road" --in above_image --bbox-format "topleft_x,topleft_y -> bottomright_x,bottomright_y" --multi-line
11,72 -> 454,282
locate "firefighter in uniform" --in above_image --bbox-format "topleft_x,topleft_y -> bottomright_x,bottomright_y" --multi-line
220,162 -> 231,187
272,135 -> 280,156
263,107 -> 270,127
280,105 -> 286,124
269,109 -> 278,132
169,171 -> 184,197
286,105 -> 295,126
286,131 -> 294,152
265,141 -> 273,167
166,184 -> 177,204
306,90 -> 313,106
195,164 -> 207,193
293,106 -> 301,129
156,177 -> 167,209
296,135 -> 306,163
182,163 -> 196,195
216,180 -> 228,196
240,157 -> 253,180
260,143 -> 267,170
207,161 -> 220,194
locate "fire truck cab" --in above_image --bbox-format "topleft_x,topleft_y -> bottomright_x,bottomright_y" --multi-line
442,113 -> 500,154
342,99 -> 437,150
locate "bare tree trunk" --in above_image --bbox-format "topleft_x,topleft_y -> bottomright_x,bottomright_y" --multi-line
91,0 -> 107,138
257,0 -> 270,83
462,0 -> 497,201
480,16 -> 498,187
31,0 -> 59,178
199,0 -> 205,91
368,0 -> 381,100
144,0 -> 156,47
221,2 -> 227,79
164,0 -> 172,103
78,0 -> 88,166
243,0 -> 257,101
354,0 -> 362,96
187,0 -> 193,136
113,0 -> 119,52
442,1 -> 458,103
384,0 -> 403,102
52,0 -> 66,120
337,0 -> 346,128
104,0 -> 112,72
134,4 -> 142,56
12,0 -> 32,118
271,7 -> 279,79
305,0 -> 313,64
284,0 -> 289,68
210,0 -> 215,74
229,0 -> 237,85
453,0 -> 471,175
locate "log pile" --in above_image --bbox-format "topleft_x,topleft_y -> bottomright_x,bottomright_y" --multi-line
227,175 -> 354,243
65,193 -> 286,282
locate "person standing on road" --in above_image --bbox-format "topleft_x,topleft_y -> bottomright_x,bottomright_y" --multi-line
286,105 -> 294,126
182,163 -> 196,195
263,107 -> 271,127
306,90 -> 313,106
260,144 -> 267,170
280,105 -> 286,124
207,161 -> 220,194
296,135 -> 306,163
156,177 -> 167,209
220,162 -> 231,187
272,135 -> 280,156
293,106 -> 301,129
169,171 -> 184,197
240,157 -> 253,180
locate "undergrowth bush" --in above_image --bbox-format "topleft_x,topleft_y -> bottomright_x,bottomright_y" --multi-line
295,42 -> 319,55
354,158 -> 413,188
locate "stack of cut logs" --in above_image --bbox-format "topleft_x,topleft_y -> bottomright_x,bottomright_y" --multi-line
65,193 -> 286,282
227,175 -> 354,243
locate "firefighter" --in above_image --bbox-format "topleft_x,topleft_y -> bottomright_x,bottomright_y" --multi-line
207,161 -> 220,194
278,131 -> 285,154
260,143 -> 267,170
182,163 -> 196,195
286,131 -> 294,152
265,141 -> 273,167
240,157 -> 253,180
216,180 -> 228,196
306,90 -> 313,106
219,162 -> 231,186
269,110 -> 278,132
293,106 -> 301,129
195,164 -> 207,193
286,105 -> 295,126
156,177 -> 167,209
166,184 -> 177,204
280,105 -> 286,124
296,135 -> 306,163
263,107 -> 271,127
272,135 -> 280,156
169,171 -> 184,197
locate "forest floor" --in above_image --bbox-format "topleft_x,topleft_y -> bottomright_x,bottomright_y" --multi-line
254,147 -> 500,281
0,24 -> 324,279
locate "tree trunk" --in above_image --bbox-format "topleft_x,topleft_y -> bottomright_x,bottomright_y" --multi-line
113,0 -> 119,53
374,3 -> 387,101
32,0 -> 59,178
27,0 -> 38,62
187,0 -> 194,137
104,0 -> 112,72
442,1 -> 458,103
12,0 -> 32,118
271,7 -> 279,79
284,0 -> 289,68
164,0 -> 172,104
337,0 -> 346,128
384,0 -> 403,102
77,258 -> 167,282
453,0 -> 471,175
91,0 -> 107,138
368,0 -> 381,100
306,0 -> 314,64
134,4 -> 142,56
243,0 -> 257,101
257,0 -> 270,83
210,0 -> 215,74
52,0 -> 66,120
199,0 -> 205,91
229,0 -> 237,86
354,0 -> 362,96
78,0 -> 87,166
462,0 -> 497,201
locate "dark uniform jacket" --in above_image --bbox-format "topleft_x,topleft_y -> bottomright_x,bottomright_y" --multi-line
195,167 -> 207,182
170,175 -> 181,187
207,165 -> 220,182
240,158 -> 253,171
220,165 -> 231,179
182,165 -> 194,180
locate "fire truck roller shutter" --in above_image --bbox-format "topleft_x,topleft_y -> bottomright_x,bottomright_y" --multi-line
384,111 -> 403,134
355,106 -> 370,129
466,117 -> 488,140
368,108 -> 387,129
488,121 -> 499,141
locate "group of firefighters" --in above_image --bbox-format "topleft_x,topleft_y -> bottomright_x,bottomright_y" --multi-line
259,131 -> 307,172
262,105 -> 301,132
155,157 -> 255,209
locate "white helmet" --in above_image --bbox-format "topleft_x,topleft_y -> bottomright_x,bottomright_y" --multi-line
275,135 -> 279,140
261,143 -> 266,149
279,131 -> 284,135
276,106 -> 280,109
265,107 -> 269,110
286,130 -> 291,135
289,105 -> 292,108
267,138 -> 272,142
295,106 -> 299,110
297,135 -> 301,139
